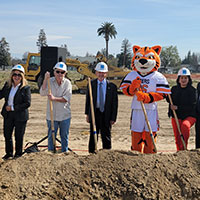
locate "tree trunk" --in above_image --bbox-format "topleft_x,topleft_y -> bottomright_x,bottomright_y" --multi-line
106,39 -> 109,60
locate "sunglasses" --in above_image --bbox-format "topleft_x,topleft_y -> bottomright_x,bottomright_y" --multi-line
55,70 -> 65,74
13,73 -> 22,77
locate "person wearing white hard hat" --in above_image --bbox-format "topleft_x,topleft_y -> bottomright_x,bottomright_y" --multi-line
195,78 -> 200,149
85,62 -> 118,153
167,67 -> 196,151
40,62 -> 72,153
0,64 -> 31,159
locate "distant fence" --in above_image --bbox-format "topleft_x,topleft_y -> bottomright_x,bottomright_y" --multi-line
0,66 -> 12,71
164,73 -> 200,80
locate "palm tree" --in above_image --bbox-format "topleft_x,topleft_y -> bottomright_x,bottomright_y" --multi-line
97,22 -> 117,59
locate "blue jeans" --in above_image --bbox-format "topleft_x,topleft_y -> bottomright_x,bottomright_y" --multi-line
47,118 -> 71,152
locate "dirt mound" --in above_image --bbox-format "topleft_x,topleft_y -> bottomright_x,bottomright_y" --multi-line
0,150 -> 200,200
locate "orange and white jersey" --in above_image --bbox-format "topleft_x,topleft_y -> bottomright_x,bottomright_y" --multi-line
120,70 -> 171,110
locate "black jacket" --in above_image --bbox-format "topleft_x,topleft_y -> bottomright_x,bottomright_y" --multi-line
85,79 -> 118,125
167,84 -> 196,120
0,82 -> 31,121
196,82 -> 200,114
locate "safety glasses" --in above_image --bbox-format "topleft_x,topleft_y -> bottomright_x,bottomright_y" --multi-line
56,70 -> 65,74
13,73 -> 22,77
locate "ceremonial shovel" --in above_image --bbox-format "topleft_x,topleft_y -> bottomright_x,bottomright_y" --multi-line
88,77 -> 98,152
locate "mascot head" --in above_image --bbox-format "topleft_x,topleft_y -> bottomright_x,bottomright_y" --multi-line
131,45 -> 162,75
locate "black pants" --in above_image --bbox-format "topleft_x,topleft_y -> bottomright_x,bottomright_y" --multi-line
89,109 -> 111,153
3,112 -> 27,156
195,115 -> 200,149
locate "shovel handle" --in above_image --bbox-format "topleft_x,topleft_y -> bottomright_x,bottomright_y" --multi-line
168,94 -> 187,150
48,79 -> 56,153
140,101 -> 157,153
136,89 -> 157,153
88,77 -> 98,152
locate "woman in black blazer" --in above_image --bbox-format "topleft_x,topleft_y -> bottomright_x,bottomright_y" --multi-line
0,65 -> 31,159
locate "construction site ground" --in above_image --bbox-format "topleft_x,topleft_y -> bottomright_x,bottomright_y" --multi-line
0,93 -> 199,199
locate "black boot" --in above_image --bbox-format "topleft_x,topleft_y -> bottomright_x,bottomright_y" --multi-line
2,154 -> 13,160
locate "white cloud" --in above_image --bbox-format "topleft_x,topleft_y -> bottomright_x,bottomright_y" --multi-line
27,35 -> 71,41
47,35 -> 72,41
143,0 -> 173,3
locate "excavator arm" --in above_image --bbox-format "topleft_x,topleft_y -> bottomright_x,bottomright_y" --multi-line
22,51 -> 130,93
66,58 -> 96,78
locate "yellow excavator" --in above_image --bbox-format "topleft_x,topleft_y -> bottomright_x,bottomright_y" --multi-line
21,48 -> 130,92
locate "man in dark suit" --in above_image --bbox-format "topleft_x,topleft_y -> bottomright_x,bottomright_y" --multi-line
85,62 -> 118,153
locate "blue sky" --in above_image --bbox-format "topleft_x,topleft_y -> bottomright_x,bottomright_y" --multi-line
1,0 -> 200,59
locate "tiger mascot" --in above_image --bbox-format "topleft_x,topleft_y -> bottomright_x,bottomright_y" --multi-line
120,45 -> 171,153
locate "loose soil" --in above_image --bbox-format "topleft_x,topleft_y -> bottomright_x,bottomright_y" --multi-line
0,94 -> 199,200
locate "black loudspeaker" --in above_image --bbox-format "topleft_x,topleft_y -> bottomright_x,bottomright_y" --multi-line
40,46 -> 67,77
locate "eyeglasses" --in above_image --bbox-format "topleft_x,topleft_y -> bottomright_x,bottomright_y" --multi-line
55,70 -> 65,74
13,73 -> 22,77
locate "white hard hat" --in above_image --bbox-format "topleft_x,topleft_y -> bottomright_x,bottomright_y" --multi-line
95,62 -> 108,72
178,67 -> 191,76
53,62 -> 67,72
12,64 -> 25,73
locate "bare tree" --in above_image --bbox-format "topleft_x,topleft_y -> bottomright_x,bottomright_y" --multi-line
121,38 -> 132,67
36,29 -> 47,52
160,46 -> 181,72
0,37 -> 11,69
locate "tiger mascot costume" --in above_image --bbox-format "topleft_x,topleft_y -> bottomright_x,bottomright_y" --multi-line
120,45 -> 171,153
